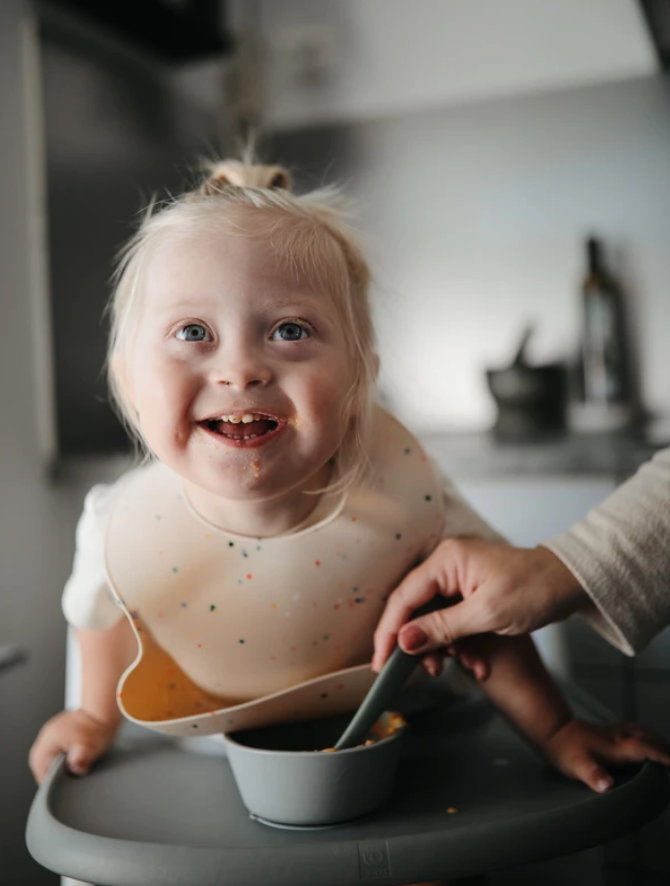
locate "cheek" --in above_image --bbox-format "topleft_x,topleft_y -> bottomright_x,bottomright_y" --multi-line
300,373 -> 357,442
131,353 -> 192,425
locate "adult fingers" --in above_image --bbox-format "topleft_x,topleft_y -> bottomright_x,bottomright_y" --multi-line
372,542 -> 479,671
419,652 -> 444,678
372,572 -> 445,671
396,596 -> 495,657
450,642 -> 491,682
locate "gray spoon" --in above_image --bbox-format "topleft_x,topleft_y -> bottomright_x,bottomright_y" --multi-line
334,598 -> 447,750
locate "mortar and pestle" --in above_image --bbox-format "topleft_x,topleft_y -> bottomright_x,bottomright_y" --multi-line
485,324 -> 568,440
223,600 -> 446,828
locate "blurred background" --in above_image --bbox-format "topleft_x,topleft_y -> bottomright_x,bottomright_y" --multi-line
2,0 -> 670,882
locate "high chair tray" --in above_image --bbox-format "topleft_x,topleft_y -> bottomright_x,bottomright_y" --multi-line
27,687 -> 669,886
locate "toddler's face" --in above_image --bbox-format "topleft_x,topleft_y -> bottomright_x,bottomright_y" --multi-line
127,222 -> 356,507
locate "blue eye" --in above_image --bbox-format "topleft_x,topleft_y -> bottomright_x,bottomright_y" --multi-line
176,324 -> 210,342
272,322 -> 309,342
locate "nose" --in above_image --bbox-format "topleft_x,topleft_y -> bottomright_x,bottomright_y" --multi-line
209,338 -> 273,389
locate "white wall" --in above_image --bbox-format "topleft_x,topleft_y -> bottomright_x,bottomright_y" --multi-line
270,73 -> 670,431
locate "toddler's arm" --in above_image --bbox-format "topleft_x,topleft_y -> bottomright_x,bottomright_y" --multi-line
468,633 -> 670,791
29,616 -> 136,785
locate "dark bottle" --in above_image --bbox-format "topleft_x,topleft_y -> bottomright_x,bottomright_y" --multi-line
579,236 -> 629,408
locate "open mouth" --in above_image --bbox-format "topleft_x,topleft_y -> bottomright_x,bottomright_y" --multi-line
201,413 -> 281,442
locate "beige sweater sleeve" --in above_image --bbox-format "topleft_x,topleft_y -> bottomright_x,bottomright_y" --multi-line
544,446 -> 670,655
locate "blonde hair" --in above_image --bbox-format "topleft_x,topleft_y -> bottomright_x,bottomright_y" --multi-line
107,159 -> 378,493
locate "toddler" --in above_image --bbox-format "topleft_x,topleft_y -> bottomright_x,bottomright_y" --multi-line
30,160 -> 669,808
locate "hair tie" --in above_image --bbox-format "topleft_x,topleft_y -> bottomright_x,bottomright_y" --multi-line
200,161 -> 291,195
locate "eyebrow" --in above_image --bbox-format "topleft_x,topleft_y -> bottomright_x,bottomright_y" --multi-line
152,291 -> 333,319
258,294 -> 323,312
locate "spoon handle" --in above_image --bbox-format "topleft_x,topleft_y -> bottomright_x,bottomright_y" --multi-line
334,645 -> 417,750
334,597 -> 448,750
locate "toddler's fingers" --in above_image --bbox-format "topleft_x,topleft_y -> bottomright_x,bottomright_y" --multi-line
563,751 -> 614,793
28,751 -> 49,786
606,733 -> 670,768
66,743 -> 98,776
29,736 -> 66,786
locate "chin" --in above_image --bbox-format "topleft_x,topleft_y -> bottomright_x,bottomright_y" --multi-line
191,470 -> 293,503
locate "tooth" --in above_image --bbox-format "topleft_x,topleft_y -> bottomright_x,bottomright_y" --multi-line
252,413 -> 261,421
219,415 -> 229,422
229,416 -> 242,424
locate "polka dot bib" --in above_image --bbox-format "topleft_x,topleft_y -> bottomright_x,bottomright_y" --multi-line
106,409 -> 444,735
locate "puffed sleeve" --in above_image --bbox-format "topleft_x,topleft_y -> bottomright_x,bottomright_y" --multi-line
61,482 -> 125,631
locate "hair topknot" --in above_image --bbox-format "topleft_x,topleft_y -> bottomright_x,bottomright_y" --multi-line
199,160 -> 292,195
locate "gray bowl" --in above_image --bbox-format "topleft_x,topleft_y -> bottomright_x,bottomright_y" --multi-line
223,712 -> 405,827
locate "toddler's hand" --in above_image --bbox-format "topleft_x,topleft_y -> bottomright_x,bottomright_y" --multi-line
542,718 -> 670,793
29,709 -> 119,785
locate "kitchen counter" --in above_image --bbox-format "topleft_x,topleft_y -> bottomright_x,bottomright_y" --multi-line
418,429 -> 668,481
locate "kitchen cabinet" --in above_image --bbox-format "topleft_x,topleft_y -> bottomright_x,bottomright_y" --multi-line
231,0 -> 656,132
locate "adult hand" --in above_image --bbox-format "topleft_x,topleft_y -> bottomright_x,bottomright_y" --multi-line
372,539 -> 588,673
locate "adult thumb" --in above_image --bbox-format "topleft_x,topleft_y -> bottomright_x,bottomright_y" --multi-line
397,597 -> 485,654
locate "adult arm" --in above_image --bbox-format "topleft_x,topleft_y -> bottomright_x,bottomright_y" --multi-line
545,445 -> 670,654
373,446 -> 670,668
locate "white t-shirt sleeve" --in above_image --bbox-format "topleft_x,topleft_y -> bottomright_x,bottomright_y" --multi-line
61,482 -> 124,631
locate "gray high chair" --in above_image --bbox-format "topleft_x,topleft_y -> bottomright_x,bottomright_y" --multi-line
26,627 -> 669,885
